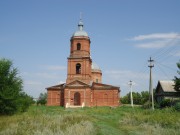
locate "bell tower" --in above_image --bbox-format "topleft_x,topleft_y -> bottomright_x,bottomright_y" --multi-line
66,19 -> 92,84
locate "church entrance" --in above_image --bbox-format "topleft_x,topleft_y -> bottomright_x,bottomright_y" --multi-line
74,92 -> 81,105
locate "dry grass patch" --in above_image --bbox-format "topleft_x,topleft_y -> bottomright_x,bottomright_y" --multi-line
0,113 -> 95,135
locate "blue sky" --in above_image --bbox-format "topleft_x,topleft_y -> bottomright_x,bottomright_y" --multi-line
0,0 -> 180,98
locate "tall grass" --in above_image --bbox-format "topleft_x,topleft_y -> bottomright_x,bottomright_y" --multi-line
0,106 -> 180,135
0,106 -> 95,135
119,107 -> 180,135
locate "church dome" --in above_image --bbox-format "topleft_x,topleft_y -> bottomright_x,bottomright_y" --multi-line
73,19 -> 88,37
91,62 -> 101,72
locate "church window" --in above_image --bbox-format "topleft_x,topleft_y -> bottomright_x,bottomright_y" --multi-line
76,63 -> 81,74
96,79 -> 98,83
77,43 -> 81,50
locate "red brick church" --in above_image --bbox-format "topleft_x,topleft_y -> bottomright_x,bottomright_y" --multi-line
47,19 -> 120,107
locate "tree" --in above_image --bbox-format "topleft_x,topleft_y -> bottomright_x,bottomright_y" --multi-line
141,91 -> 149,104
37,92 -> 47,105
0,58 -> 32,115
174,61 -> 180,91
121,91 -> 149,105
17,92 -> 34,112
121,94 -> 130,104
133,92 -> 141,104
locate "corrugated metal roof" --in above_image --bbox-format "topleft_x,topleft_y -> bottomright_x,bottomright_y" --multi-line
159,80 -> 175,92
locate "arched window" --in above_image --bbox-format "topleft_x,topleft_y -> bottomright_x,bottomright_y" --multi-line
77,43 -> 81,50
76,63 -> 81,74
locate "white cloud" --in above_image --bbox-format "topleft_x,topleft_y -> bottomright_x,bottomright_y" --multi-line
130,33 -> 180,41
128,32 -> 180,49
135,40 -> 171,49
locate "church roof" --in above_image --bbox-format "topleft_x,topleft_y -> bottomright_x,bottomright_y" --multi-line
72,19 -> 88,37
46,83 -> 65,90
66,80 -> 90,88
46,80 -> 120,91
92,82 -> 120,90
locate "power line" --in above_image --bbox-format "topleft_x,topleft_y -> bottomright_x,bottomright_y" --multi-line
155,61 -> 177,71
150,39 -> 176,58
157,47 -> 180,63
156,62 -> 172,80
150,36 -> 180,61
153,43 -> 180,62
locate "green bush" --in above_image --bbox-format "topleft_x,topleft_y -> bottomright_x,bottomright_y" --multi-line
160,99 -> 172,108
174,102 -> 180,111
120,95 -> 129,104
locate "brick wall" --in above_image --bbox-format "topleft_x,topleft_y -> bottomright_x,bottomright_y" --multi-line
92,89 -> 120,106
47,89 -> 62,106
91,71 -> 102,83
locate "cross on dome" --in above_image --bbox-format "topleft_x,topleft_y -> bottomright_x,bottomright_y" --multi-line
78,19 -> 84,31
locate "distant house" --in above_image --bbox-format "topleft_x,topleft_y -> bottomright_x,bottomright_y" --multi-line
155,80 -> 180,103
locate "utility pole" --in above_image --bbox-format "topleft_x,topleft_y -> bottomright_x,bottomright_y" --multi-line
128,80 -> 133,108
148,57 -> 154,110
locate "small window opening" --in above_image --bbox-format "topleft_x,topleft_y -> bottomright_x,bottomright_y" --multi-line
76,63 -> 81,74
77,43 -> 81,50
96,79 -> 98,83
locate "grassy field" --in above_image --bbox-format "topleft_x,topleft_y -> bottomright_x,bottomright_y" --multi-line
0,106 -> 180,135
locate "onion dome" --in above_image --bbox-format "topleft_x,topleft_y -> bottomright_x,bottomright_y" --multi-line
72,19 -> 88,37
91,62 -> 101,72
